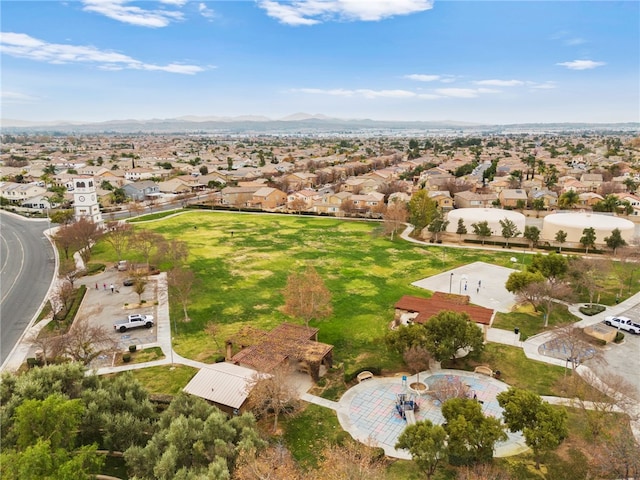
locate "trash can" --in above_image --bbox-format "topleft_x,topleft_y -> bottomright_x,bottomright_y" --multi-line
514,327 -> 520,335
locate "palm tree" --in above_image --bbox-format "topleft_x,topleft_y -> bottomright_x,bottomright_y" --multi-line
558,190 -> 579,209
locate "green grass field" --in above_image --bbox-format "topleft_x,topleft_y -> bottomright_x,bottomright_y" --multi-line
92,211 -> 521,373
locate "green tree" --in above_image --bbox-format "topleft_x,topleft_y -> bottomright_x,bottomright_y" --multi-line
49,209 -> 74,225
408,190 -> 438,231
427,209 -> 449,242
604,228 -> 627,255
395,420 -> 448,479
385,324 -> 428,355
471,220 -> 491,245
531,198 -> 545,216
579,227 -> 596,254
499,218 -> 521,248
523,225 -> 540,249
456,218 -> 467,242
558,190 -> 579,209
199,165 -> 209,175
423,311 -> 484,363
554,230 -> 567,253
528,253 -> 568,286
124,392 -> 264,480
497,387 -> 568,469
441,398 -> 506,465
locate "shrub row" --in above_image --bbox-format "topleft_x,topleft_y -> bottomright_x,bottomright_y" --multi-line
579,305 -> 606,316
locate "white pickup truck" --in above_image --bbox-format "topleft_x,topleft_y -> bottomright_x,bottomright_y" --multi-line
113,314 -> 154,333
604,316 -> 640,334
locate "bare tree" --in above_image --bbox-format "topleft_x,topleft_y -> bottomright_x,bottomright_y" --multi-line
246,365 -> 300,433
311,439 -> 387,480
551,325 -> 605,376
429,376 -> 471,404
155,238 -> 189,269
128,202 -> 145,217
132,277 -> 148,304
289,197 -> 308,213
568,257 -> 611,307
53,223 -> 80,260
591,419 -> 640,480
234,443 -> 302,480
456,463 -> 511,480
383,199 -> 408,240
403,345 -> 432,386
340,198 -> 358,216
51,279 -> 75,322
130,230 -> 164,269
61,316 -> 118,365
168,267 -> 196,321
282,264 -> 333,330
26,330 -> 65,366
68,217 -> 104,264
58,258 -> 84,288
519,280 -> 573,326
103,221 -> 132,261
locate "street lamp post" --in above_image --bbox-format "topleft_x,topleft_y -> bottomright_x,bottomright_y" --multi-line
449,272 -> 454,293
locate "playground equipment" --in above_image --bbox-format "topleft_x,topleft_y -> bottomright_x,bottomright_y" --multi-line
395,393 -> 418,425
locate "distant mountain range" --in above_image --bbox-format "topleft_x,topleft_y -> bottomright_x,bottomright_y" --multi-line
1,113 -> 637,135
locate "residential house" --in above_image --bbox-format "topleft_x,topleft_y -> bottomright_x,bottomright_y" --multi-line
122,180 -> 160,201
615,193 -> 640,216
124,167 -> 155,181
580,173 -> 604,192
0,182 -> 47,203
157,178 -> 192,195
219,186 -> 260,207
499,189 -> 528,208
577,192 -> 604,208
287,189 -> 321,210
313,191 -> 352,215
529,190 -> 558,209
342,177 -> 380,194
351,192 -> 385,214
248,187 -> 287,210
284,172 -> 318,191
453,191 -> 498,209
427,191 -> 454,211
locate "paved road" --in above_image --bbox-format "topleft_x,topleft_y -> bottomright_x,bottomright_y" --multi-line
0,212 -> 56,366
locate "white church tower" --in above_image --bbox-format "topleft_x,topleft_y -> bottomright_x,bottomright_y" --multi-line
72,176 -> 103,224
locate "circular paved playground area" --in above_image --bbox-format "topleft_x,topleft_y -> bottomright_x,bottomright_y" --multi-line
336,370 -> 527,459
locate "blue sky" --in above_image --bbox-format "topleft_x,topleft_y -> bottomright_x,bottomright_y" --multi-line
1,1 -> 638,124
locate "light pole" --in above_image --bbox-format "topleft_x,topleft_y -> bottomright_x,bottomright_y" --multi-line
449,272 -> 454,293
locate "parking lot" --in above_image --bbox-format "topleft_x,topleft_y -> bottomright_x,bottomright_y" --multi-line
76,268 -> 158,367
591,303 -> 640,401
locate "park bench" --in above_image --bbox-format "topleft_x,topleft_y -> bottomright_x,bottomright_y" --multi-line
357,371 -> 374,383
474,365 -> 494,377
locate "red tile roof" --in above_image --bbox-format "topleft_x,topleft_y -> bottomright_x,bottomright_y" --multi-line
395,292 -> 494,325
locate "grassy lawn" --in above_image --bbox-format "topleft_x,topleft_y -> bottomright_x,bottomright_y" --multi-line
282,404 -> 342,469
91,211 -> 521,374
492,304 -> 580,341
127,365 -> 198,394
480,343 -> 569,396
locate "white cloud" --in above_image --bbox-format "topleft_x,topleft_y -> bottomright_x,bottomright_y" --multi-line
405,74 -> 440,82
1,91 -> 38,102
296,87 -> 419,98
434,88 -> 486,98
0,32 -> 205,74
474,79 -> 524,87
81,0 -> 183,27
529,81 -> 557,90
556,59 -> 605,70
198,2 -> 215,19
259,0 -> 434,26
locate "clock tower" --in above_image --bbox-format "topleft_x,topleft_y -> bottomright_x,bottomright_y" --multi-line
72,176 -> 103,224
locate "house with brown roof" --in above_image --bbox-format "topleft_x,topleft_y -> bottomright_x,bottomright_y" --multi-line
248,186 -> 287,210
453,190 -> 498,208
219,186 -> 260,207
228,323 -> 333,382
499,189 -> 528,208
427,191 -> 453,211
394,292 -> 495,339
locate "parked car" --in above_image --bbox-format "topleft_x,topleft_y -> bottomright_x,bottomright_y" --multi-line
123,278 -> 135,286
113,314 -> 154,333
603,316 -> 640,334
117,260 -> 129,271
